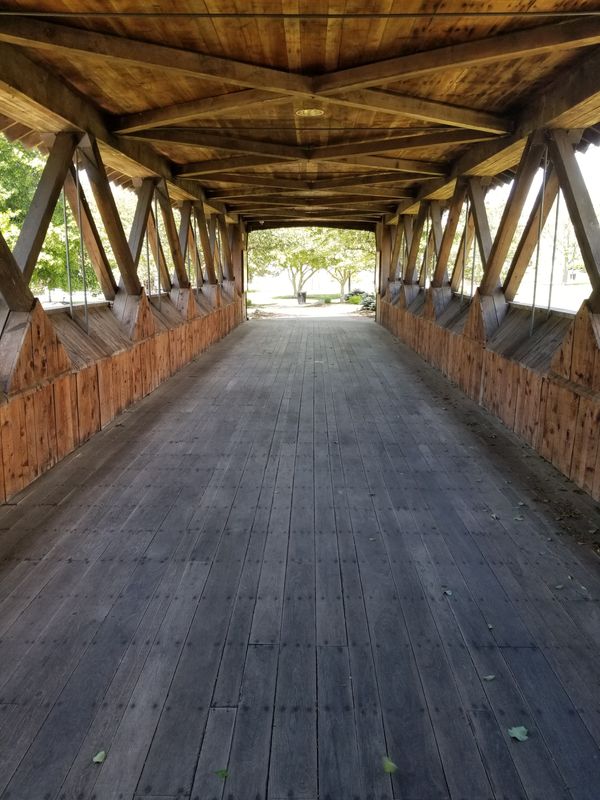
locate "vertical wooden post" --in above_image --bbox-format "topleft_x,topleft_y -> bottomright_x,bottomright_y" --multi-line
193,202 -> 218,285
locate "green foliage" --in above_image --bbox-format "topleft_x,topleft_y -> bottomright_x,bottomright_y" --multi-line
0,134 -> 99,295
247,226 -> 375,296
347,294 -> 362,305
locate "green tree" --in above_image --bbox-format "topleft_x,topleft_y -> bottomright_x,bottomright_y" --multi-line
247,226 -> 375,296
0,134 -> 99,296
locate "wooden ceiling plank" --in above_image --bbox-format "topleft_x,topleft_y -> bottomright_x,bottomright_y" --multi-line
315,17 -> 600,93
0,17 -> 313,95
114,90 -> 283,134
326,89 -> 510,134
13,132 -> 80,283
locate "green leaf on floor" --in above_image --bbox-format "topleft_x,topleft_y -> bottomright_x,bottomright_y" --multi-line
215,769 -> 229,780
508,726 -> 529,742
92,750 -> 106,764
483,674 -> 496,681
382,756 -> 397,774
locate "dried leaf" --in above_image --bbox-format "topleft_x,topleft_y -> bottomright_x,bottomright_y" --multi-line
513,516 -> 524,522
382,756 -> 397,774
508,726 -> 529,742
483,674 -> 496,681
215,769 -> 229,780
491,513 -> 500,520
554,584 -> 564,590
92,750 -> 106,764
443,589 -> 453,597
487,624 -> 494,630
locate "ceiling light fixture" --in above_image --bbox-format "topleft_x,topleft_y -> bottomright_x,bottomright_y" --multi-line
295,107 -> 325,117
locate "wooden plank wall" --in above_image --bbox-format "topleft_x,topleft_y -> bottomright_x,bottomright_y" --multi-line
379,293 -> 600,501
0,294 -> 244,502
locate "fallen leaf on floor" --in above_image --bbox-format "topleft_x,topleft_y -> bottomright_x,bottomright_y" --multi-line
382,756 -> 397,774
215,769 -> 229,780
491,513 -> 500,520
483,674 -> 496,681
487,624 -> 494,630
513,516 -> 524,521
443,589 -> 453,596
554,584 -> 564,590
508,726 -> 529,742
518,501 -> 526,507
92,751 -> 106,764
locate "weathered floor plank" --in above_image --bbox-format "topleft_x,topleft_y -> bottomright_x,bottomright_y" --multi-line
0,316 -> 598,800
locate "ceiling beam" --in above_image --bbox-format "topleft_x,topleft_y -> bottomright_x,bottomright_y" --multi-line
326,89 -> 510,134
312,129 -> 493,160
126,129 -> 305,160
0,17 -> 313,95
0,42 -> 230,217
175,155 -> 289,176
114,90 -> 284,134
312,172 -> 439,190
201,173 -> 313,190
315,17 -> 600,93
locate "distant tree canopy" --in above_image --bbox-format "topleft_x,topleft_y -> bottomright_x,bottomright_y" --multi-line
248,226 -> 375,295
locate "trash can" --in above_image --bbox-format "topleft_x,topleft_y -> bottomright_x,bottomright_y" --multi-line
297,292 -> 307,304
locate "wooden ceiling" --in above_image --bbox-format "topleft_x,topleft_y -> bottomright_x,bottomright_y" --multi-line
1,2 -> 600,227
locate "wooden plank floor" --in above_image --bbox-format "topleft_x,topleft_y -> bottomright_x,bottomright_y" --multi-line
0,316 -> 599,800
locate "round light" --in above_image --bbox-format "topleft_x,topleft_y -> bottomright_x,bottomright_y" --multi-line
295,107 -> 325,117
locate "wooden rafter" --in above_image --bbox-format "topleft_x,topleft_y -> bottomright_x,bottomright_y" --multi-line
315,17 -> 600,93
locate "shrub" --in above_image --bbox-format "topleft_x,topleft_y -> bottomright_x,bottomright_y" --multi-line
347,295 -> 362,305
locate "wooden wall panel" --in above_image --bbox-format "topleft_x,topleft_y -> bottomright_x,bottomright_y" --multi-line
0,296 -> 243,502
379,293 -> 600,501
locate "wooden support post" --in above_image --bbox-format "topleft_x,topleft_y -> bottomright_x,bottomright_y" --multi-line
146,207 -> 172,291
467,177 -> 492,267
504,168 -> 560,301
78,136 -> 142,295
389,223 -> 403,281
13,132 -> 79,283
432,182 -> 467,287
480,133 -> 546,295
217,215 -> 235,281
178,200 -> 192,261
430,200 -> 443,254
0,228 -> 35,312
419,227 -> 435,287
450,210 -> 475,293
188,222 -> 203,287
209,216 -> 223,282
404,203 -> 428,284
155,180 -> 190,289
547,130 -> 600,311
193,202 -> 218,284
63,167 -> 117,301
128,177 -> 156,267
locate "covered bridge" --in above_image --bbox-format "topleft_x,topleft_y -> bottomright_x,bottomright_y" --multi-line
0,4 -> 599,800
